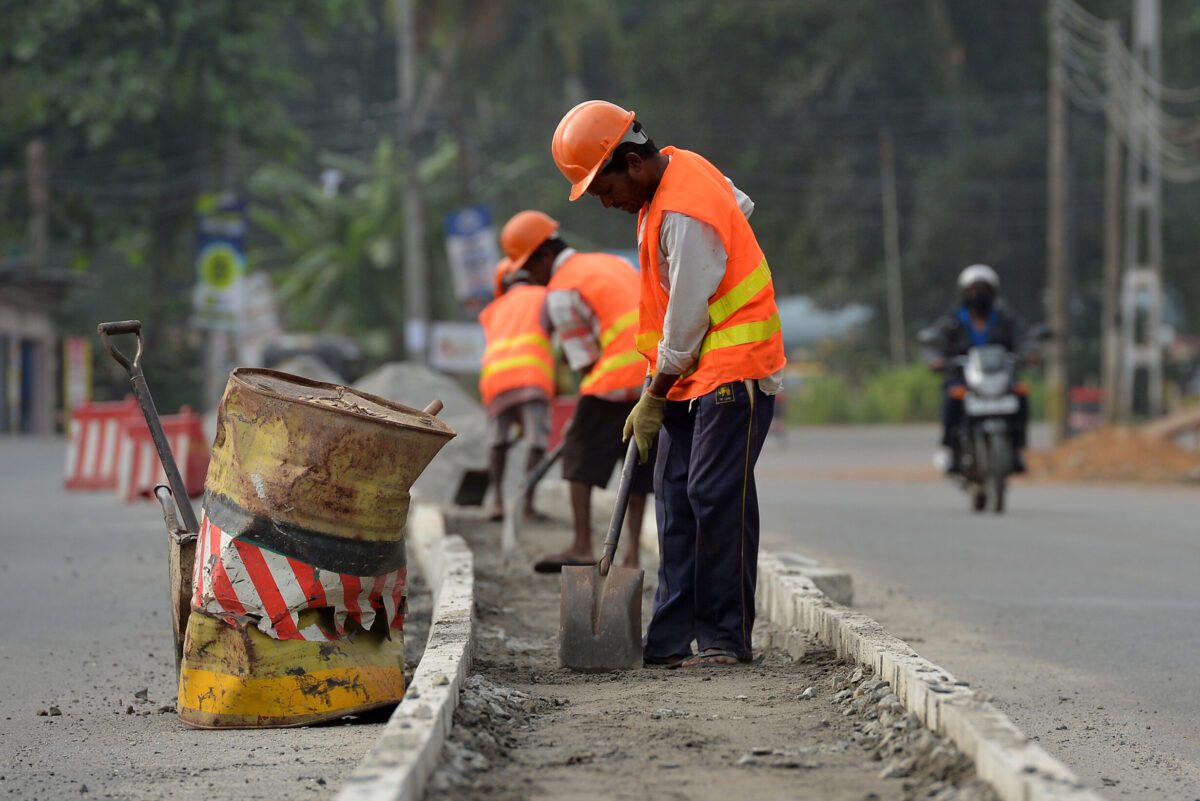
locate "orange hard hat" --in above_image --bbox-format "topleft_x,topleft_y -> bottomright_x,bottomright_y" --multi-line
500,210 -> 560,272
552,100 -> 637,201
492,257 -> 513,298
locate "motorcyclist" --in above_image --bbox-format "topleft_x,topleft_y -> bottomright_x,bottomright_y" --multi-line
928,264 -> 1029,475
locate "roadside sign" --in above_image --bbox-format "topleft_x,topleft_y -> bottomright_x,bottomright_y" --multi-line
429,322 -> 485,374
192,194 -> 247,330
443,206 -> 500,306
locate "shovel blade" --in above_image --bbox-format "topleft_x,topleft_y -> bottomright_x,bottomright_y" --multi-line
559,564 -> 644,672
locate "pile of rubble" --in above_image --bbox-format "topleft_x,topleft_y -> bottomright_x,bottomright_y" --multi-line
427,674 -> 555,793
830,667 -> 998,801
1028,425 -> 1200,484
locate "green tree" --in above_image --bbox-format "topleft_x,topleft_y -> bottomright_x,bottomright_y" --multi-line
250,139 -> 460,360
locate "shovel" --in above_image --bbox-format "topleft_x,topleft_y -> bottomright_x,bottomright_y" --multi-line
97,320 -> 200,676
559,432 -> 645,671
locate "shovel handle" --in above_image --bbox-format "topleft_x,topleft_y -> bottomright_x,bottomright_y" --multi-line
97,320 -> 144,376
98,320 -> 200,535
598,379 -> 652,576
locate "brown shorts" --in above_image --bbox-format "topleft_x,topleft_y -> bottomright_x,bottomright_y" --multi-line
561,395 -> 655,494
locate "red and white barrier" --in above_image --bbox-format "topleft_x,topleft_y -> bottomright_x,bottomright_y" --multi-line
64,397 -> 139,490
115,406 -> 210,502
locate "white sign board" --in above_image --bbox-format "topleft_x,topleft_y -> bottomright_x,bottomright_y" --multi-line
429,322 -> 485,374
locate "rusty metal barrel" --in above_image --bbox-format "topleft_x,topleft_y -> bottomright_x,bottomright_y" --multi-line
178,368 -> 455,728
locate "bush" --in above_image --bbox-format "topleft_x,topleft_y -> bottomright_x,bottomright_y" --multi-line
857,365 -> 943,423
786,375 -> 854,425
786,363 -> 1047,425
787,364 -> 941,425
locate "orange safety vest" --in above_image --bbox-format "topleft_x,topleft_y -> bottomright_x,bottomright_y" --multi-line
636,147 -> 785,401
478,284 -> 555,406
548,252 -> 647,396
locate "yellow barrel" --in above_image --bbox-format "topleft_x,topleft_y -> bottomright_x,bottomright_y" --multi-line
178,369 -> 454,728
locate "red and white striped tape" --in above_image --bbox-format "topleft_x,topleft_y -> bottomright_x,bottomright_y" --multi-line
192,511 -> 406,642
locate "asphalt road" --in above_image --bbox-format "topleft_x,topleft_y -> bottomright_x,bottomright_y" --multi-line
756,425 -> 1200,801
0,437 -> 386,800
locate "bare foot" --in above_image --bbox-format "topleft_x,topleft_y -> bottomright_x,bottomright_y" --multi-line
523,507 -> 552,522
620,556 -> 640,570
486,506 -> 503,522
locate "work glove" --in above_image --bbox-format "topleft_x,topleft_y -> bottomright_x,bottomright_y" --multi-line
622,391 -> 666,464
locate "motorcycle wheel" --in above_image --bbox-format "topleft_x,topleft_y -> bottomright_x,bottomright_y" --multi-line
969,430 -> 989,514
987,434 -> 1010,514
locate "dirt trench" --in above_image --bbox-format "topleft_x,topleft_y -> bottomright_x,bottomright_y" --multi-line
427,510 -> 998,801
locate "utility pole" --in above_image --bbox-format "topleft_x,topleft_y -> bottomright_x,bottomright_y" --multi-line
25,139 -> 49,272
1119,0 -> 1165,418
878,128 -> 906,365
1046,0 -> 1070,442
1101,21 -> 1123,422
396,0 -> 430,363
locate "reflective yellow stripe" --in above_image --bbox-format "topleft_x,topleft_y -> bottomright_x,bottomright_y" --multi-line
698,312 -> 781,358
481,354 -> 554,381
581,349 -> 645,390
636,330 -> 663,352
483,332 -> 552,358
635,259 -> 771,354
707,258 -> 771,326
599,309 -> 639,349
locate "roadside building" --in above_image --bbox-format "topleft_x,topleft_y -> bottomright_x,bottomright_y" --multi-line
0,264 -> 84,434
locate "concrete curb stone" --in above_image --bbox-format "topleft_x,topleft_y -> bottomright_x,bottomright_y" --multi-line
535,478 -> 1106,801
335,504 -> 475,801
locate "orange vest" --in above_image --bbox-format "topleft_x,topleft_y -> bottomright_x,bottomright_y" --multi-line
478,284 -> 554,405
636,147 -> 785,401
548,252 -> 647,395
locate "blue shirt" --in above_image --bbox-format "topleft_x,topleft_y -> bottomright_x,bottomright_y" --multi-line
957,305 -> 997,348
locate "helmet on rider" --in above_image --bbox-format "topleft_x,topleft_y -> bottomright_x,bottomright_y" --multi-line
958,264 -> 999,314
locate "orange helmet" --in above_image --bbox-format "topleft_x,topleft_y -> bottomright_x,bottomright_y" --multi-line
492,257 -> 513,298
500,210 -> 560,271
552,100 -> 637,201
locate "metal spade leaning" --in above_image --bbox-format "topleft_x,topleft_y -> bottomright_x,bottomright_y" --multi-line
558,418 -> 646,672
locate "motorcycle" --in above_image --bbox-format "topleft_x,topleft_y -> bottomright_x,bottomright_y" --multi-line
919,324 -> 1049,514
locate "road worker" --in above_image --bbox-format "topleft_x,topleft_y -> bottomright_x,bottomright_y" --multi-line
552,100 -> 786,668
478,257 -> 554,522
499,209 -> 654,572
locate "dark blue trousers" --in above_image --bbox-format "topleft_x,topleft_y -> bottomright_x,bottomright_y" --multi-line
644,380 -> 775,661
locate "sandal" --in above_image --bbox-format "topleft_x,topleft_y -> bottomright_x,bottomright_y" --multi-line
679,648 -> 741,669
